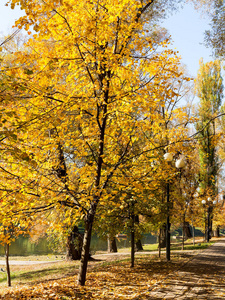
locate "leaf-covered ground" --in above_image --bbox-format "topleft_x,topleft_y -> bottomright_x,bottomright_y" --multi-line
1,239 -> 225,299
0,254 -> 193,299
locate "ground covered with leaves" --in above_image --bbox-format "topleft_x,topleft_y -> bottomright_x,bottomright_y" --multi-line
0,253 -> 194,299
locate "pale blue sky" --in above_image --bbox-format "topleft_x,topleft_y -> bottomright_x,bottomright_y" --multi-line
163,3 -> 212,77
0,2 -> 212,77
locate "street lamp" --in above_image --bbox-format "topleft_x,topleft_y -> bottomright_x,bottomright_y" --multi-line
164,152 -> 185,261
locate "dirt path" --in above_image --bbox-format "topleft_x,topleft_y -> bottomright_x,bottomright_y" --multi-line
0,249 -> 197,265
0,259 -> 62,265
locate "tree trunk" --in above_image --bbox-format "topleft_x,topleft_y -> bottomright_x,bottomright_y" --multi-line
66,225 -> 83,260
133,215 -> 143,251
107,235 -> 117,253
135,239 -> 143,251
158,231 -> 161,258
131,202 -> 135,268
184,221 -> 192,238
5,244 -> 11,287
216,226 -> 220,237
77,216 -> 93,286
213,226 -> 220,237
131,228 -> 135,268
182,216 -> 185,251
192,216 -> 195,246
159,224 -> 166,248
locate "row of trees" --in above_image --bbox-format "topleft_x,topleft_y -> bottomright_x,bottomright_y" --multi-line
0,0 -> 224,287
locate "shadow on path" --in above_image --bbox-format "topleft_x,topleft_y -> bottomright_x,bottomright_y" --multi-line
140,239 -> 225,299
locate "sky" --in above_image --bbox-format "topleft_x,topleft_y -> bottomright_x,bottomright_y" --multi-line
162,3 -> 212,77
0,2 -> 213,78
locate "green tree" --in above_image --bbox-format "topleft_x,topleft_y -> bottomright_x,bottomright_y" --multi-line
195,59 -> 223,240
205,0 -> 225,58
195,59 -> 223,194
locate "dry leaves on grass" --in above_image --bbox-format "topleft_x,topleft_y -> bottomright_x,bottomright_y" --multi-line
0,255 -> 190,299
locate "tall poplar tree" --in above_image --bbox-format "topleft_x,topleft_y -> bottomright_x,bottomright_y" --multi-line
205,0 -> 225,58
195,59 -> 223,195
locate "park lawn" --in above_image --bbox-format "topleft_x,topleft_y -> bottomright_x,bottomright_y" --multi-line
118,237 -> 215,253
0,260 -> 80,287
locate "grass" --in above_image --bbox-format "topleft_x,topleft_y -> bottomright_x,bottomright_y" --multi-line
0,260 -> 80,288
117,237 -> 216,253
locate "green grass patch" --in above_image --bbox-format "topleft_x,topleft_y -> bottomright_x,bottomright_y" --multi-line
115,239 -> 214,253
172,241 -> 215,251
142,243 -> 159,251
0,260 -> 80,288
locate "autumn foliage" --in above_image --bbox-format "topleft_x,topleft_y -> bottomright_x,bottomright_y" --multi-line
0,0 -> 216,287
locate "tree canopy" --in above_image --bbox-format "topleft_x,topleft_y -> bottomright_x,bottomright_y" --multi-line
205,0 -> 225,58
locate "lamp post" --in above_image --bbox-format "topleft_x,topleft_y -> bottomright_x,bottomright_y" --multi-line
164,152 -> 185,261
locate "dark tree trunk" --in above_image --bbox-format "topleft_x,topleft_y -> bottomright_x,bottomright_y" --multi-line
213,226 -> 220,237
133,215 -> 143,251
131,228 -> 135,268
5,244 -> 11,287
158,231 -> 161,258
107,235 -> 117,253
66,225 -> 83,260
77,215 -> 93,286
135,239 -> 143,251
130,201 -> 135,268
182,216 -> 185,251
159,224 -> 166,248
184,221 -> 192,238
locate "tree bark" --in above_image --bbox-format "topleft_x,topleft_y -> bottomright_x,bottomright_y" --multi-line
5,243 -> 11,287
134,215 -> 143,251
159,224 -> 166,248
77,215 -> 93,286
130,201 -> 135,268
66,225 -> 83,260
107,235 -> 117,253
182,215 -> 185,251
158,231 -> 161,258
184,221 -> 192,238
213,226 -> 220,237
192,216 -> 195,246
135,239 -> 143,251
131,228 -> 135,268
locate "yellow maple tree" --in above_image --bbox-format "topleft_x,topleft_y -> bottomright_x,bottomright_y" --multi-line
0,0 -> 196,285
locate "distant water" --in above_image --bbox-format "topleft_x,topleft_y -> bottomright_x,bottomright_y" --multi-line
0,236 -> 51,256
0,229 -> 206,256
0,233 -> 158,256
